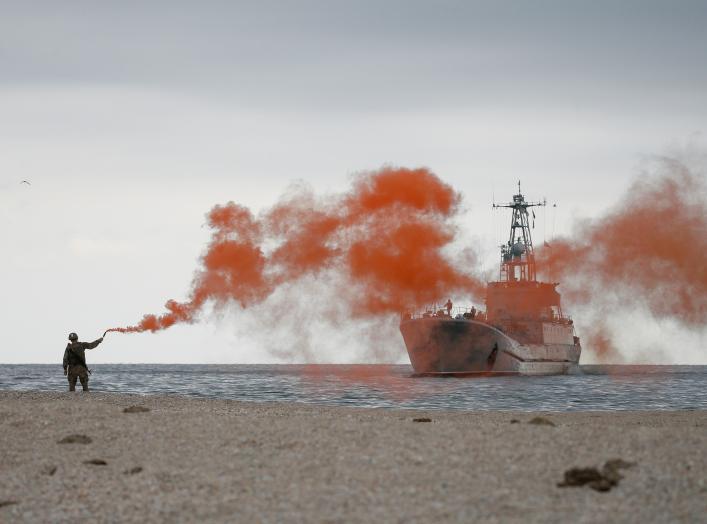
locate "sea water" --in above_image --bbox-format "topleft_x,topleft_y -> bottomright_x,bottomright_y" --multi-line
1,364 -> 705,412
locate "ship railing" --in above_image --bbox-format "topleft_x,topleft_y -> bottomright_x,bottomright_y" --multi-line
493,313 -> 575,325
400,305 -> 487,322
541,313 -> 574,325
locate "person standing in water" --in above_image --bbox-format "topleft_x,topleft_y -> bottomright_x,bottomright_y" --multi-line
63,332 -> 103,391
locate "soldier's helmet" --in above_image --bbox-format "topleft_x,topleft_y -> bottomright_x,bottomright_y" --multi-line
68,332 -> 78,342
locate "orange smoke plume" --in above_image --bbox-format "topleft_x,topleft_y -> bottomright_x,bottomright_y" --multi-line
107,167 -> 484,334
537,156 -> 707,358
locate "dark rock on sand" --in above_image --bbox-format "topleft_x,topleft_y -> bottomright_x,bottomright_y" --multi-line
124,467 -> 143,475
558,459 -> 636,492
84,459 -> 107,466
43,465 -> 57,476
0,501 -> 18,508
58,434 -> 92,444
123,406 -> 150,413
528,417 -> 555,426
558,467 -> 604,487
412,418 -> 432,423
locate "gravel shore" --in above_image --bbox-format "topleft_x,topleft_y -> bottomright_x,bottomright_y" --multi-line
1,391 -> 705,523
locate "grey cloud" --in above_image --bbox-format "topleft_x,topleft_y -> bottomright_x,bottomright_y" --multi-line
1,0 -> 706,112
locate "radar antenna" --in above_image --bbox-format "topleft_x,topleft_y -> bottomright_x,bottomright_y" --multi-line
492,183 -> 546,282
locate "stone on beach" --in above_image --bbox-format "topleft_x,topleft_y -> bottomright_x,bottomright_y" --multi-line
558,459 -> 636,492
57,434 -> 92,444
83,459 -> 108,466
123,405 -> 150,413
528,416 -> 556,426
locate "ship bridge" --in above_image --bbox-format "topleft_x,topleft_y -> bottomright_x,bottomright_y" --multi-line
486,280 -> 564,322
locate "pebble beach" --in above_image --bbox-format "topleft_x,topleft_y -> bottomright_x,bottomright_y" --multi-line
1,391 -> 705,523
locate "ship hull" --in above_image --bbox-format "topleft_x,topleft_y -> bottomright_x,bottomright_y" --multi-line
400,318 -> 581,376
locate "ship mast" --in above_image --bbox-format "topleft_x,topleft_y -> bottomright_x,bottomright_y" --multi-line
493,181 -> 546,282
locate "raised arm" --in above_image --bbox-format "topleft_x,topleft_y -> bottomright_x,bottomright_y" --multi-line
85,338 -> 104,350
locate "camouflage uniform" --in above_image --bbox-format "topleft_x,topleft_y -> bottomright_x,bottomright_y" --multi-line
63,339 -> 102,391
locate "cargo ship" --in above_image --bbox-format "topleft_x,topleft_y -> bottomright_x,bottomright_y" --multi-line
400,184 -> 581,375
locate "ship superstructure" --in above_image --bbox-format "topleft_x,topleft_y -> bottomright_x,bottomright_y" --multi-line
400,184 -> 581,375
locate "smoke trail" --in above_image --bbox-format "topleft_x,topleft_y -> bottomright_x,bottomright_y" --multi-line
107,167 -> 485,334
107,155 -> 706,364
537,154 -> 707,361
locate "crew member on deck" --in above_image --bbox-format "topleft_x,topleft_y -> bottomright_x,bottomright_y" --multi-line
445,299 -> 453,315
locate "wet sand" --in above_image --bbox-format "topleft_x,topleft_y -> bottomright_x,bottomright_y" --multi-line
0,391 -> 705,523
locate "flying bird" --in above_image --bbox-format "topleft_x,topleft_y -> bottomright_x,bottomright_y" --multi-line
20,180 -> 31,185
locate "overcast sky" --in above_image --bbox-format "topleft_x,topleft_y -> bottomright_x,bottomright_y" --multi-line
2,1 -> 706,364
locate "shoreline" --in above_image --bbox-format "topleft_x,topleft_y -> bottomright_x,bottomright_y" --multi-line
1,391 -> 705,522
2,386 -> 706,414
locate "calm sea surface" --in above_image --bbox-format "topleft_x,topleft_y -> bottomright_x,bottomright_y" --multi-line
1,364 -> 705,412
